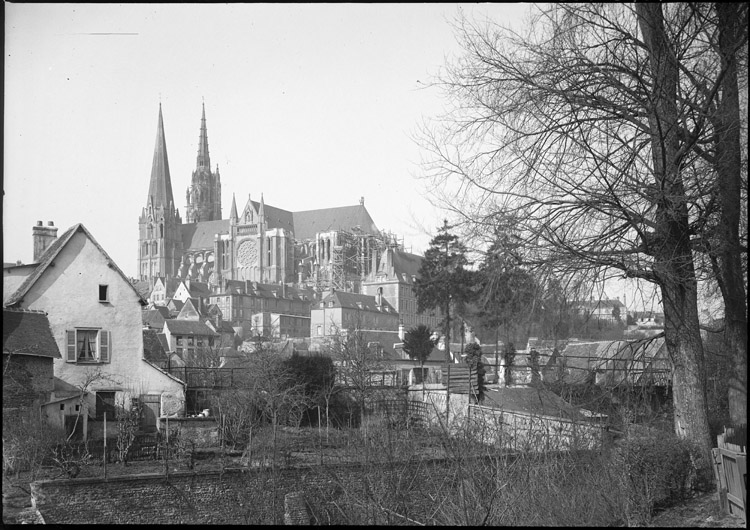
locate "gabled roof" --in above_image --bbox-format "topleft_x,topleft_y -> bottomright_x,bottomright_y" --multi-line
3,309 -> 61,358
292,204 -> 379,241
164,319 -> 217,336
320,291 -> 397,313
4,224 -> 145,308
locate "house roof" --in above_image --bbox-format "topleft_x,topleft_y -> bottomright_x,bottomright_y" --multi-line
321,291 -> 397,314
4,224 -> 146,308
292,203 -> 379,241
483,386 -> 585,421
142,308 -> 168,328
2,309 -> 61,359
179,280 -> 212,299
164,319 -> 217,336
143,328 -> 169,363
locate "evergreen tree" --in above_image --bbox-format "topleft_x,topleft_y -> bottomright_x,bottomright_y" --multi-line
415,220 -> 475,419
402,324 -> 436,394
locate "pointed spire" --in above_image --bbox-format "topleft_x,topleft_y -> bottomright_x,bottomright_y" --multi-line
259,193 -> 265,221
230,193 -> 238,223
147,103 -> 175,209
196,101 -> 210,171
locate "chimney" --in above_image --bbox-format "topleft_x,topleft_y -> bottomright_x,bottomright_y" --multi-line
398,322 -> 405,341
32,221 -> 58,261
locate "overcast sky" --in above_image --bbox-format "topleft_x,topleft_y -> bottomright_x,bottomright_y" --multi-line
4,3 -> 533,278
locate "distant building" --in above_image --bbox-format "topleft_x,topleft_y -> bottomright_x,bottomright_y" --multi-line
310,289 -> 399,347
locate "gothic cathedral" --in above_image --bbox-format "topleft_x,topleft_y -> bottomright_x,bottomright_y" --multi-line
138,103 -> 394,293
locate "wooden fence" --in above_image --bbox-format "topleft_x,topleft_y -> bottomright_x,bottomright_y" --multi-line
712,425 -> 747,524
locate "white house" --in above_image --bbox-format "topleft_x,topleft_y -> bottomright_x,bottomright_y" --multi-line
4,222 -> 185,432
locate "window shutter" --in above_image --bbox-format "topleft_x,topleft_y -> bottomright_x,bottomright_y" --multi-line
66,330 -> 77,362
99,331 -> 110,363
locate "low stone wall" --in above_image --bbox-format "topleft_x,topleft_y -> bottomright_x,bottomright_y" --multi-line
159,417 -> 219,448
467,405 -> 603,451
30,459 -> 456,524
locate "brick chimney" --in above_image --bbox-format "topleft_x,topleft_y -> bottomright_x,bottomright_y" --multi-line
32,221 -> 58,261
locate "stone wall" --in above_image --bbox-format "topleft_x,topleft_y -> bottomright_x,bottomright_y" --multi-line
30,459 -> 456,524
159,417 -> 219,448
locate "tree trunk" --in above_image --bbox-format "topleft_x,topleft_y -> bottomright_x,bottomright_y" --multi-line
714,2 -> 748,425
637,3 -> 713,461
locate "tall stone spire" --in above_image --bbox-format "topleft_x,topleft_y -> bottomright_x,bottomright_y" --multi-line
147,103 -> 174,208
185,101 -> 222,223
196,101 -> 210,171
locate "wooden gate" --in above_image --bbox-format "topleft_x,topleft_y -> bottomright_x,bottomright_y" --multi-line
712,426 -> 747,524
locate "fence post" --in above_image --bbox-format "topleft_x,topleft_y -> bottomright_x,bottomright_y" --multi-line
103,412 -> 108,479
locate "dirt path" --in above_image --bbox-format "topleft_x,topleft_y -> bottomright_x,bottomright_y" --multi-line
648,491 -> 745,528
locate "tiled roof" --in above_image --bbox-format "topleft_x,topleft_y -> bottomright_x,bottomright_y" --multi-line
164,319 -> 217,336
3,309 -> 61,358
4,224 -> 146,308
292,204 -> 379,241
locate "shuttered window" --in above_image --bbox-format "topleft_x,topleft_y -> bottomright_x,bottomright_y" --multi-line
65,329 -> 111,364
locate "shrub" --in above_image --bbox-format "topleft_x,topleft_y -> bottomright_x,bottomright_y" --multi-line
609,427 -> 703,525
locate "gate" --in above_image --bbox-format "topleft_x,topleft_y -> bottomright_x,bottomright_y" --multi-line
712,425 -> 747,524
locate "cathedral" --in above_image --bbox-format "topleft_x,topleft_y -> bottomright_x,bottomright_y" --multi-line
137,104 -> 401,295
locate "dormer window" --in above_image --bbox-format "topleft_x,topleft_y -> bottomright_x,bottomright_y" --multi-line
99,285 -> 109,303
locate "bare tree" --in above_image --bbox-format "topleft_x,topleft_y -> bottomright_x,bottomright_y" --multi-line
417,4 -> 747,463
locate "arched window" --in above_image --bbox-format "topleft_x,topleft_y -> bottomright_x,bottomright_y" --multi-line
160,224 -> 164,238
326,239 -> 331,261
267,237 -> 272,266
142,243 -> 148,257
151,241 -> 158,254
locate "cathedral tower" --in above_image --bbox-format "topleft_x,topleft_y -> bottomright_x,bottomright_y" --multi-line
138,103 -> 183,283
185,103 -> 222,223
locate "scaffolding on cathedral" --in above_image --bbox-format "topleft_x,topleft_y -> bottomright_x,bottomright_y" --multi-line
314,228 -> 403,293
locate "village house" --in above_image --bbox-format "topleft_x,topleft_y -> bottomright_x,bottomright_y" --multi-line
3,222 -> 185,435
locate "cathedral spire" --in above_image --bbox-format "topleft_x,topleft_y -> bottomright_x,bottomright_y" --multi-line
196,101 -> 210,171
147,103 -> 174,209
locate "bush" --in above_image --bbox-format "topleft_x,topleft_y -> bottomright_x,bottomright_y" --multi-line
610,428 -> 703,526
3,411 -> 66,479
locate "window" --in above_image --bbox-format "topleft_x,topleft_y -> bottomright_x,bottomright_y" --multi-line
66,329 -> 110,363
317,325 -> 323,336
98,285 -> 109,303
96,391 -> 116,420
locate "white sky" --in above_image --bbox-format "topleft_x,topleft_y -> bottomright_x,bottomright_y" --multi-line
4,2 -> 533,278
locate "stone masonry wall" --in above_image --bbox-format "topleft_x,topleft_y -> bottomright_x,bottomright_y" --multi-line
31,459 -> 458,524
